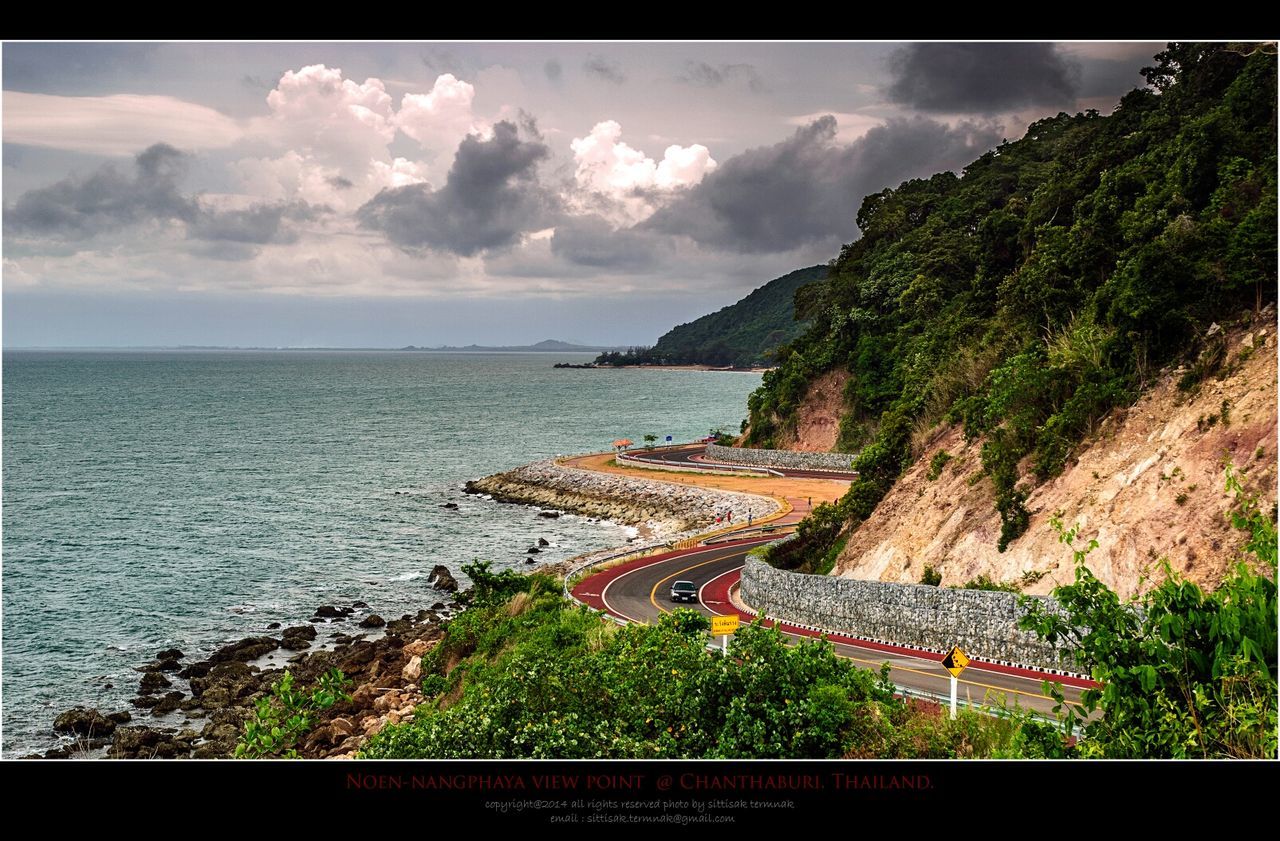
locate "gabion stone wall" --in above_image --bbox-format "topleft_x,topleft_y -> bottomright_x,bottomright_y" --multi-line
738,559 -> 1078,673
706,444 -> 856,472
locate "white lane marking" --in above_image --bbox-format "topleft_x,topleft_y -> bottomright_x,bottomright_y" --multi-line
697,567 -> 742,615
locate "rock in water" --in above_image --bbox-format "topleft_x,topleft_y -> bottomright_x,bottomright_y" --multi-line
537,537 -> 550,547
428,565 -> 458,592
53,707 -> 117,736
359,614 -> 386,628
138,671 -> 172,695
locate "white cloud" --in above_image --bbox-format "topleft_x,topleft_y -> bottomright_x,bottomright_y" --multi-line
257,64 -> 396,171
569,120 -> 716,225
235,66 -> 438,212
396,73 -> 486,167
3,91 -> 244,156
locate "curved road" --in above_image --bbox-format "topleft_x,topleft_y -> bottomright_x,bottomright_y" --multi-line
622,443 -> 860,481
573,538 -> 1094,717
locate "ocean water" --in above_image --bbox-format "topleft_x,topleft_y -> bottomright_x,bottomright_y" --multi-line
1,350 -> 760,756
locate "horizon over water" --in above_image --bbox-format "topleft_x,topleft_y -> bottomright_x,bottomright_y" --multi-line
1,349 -> 761,757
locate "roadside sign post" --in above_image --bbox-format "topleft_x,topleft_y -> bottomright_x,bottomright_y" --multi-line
941,645 -> 970,719
710,615 -> 740,657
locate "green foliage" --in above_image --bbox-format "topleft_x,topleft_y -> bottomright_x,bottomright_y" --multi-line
743,43 -> 1275,564
926,450 -> 953,481
960,575 -> 1020,593
460,559 -> 557,607
361,576 -> 1055,759
920,565 -> 943,586
235,668 -> 352,759
1019,468 -> 1278,758
595,266 -> 828,368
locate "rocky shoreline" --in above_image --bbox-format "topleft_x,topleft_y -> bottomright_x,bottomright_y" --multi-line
464,457 -> 778,535
35,455 -> 780,760
35,566 -> 463,760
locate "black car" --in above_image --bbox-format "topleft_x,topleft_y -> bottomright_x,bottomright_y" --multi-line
670,580 -> 698,603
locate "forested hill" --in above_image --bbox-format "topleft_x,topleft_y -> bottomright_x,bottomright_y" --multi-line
743,43 -> 1277,570
594,265 -> 827,367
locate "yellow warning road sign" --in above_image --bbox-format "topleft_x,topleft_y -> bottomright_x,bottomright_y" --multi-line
941,645 -> 970,678
711,615 -> 740,636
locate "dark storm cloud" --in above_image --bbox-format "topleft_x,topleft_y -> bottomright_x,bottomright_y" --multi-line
885,43 -> 1080,113
5,142 -> 321,247
643,115 -> 1002,254
5,143 -> 197,239
187,201 -> 318,245
678,61 -> 766,93
1078,57 -> 1149,98
357,120 -> 557,257
550,214 -> 671,271
543,58 -> 563,83
583,55 -> 626,85
326,175 -> 355,190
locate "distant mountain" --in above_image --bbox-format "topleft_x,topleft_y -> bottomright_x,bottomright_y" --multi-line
595,265 -> 828,368
403,339 -> 627,353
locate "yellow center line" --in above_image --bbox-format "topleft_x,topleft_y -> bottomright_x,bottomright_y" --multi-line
647,553 -> 744,617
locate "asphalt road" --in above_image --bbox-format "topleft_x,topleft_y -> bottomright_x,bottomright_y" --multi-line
573,539 -> 1092,718
623,443 -> 860,481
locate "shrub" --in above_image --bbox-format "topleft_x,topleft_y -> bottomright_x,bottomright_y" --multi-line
1019,466 -> 1277,758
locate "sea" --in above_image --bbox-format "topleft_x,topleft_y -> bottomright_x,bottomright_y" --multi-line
0,350 -> 761,757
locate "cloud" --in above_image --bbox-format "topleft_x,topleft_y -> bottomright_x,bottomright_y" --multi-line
260,64 -> 396,171
5,143 -> 197,239
543,59 -> 563,83
187,200 -> 317,245
549,214 -> 672,270
678,61 -> 766,93
189,241 -> 262,262
356,120 -> 556,256
396,73 -> 484,158
583,55 -> 626,84
3,91 -> 244,156
643,115 -> 1001,253
885,43 -> 1079,113
234,65 -> 442,212
6,142 -> 321,250
569,120 -> 716,225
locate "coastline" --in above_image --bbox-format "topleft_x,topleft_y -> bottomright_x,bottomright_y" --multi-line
35,450 -> 785,760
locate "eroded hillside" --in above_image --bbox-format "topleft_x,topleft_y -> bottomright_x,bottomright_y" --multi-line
835,324 -> 1276,599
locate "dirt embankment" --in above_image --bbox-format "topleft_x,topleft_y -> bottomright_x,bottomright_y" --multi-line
770,368 -> 851,452
834,325 -> 1277,600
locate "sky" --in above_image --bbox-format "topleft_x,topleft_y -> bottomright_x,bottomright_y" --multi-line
1,41 -> 1164,348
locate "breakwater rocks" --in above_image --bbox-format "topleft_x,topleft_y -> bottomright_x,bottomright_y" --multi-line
739,558 -> 1075,672
38,599 -> 457,760
706,443 -> 856,472
464,458 -> 778,535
